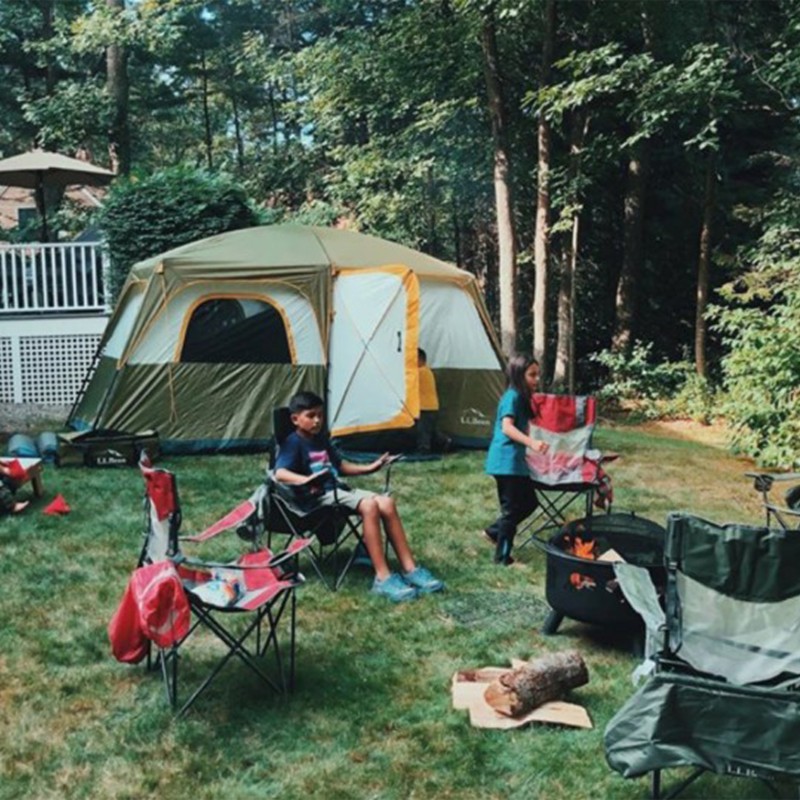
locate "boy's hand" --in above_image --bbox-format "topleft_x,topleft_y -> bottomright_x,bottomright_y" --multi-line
372,452 -> 400,471
303,468 -> 330,485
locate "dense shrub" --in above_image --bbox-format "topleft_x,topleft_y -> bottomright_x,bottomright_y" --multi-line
99,167 -> 262,302
590,342 -> 717,423
712,197 -> 800,467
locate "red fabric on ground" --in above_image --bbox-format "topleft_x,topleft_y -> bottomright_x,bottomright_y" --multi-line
43,494 -> 71,515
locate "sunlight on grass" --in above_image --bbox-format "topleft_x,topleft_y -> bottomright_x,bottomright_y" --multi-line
0,424 -> 781,799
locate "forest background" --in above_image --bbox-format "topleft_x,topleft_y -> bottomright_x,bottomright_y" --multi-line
0,0 -> 798,466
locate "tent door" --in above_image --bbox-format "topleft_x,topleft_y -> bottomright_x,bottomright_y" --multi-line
328,267 -> 419,437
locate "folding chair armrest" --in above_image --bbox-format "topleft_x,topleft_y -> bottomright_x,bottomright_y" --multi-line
266,537 -> 313,569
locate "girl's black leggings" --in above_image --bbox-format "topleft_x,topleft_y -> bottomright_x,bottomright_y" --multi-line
486,475 -> 539,563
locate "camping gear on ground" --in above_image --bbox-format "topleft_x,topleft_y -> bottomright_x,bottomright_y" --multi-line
532,512 -> 666,635
452,655 -> 593,730
605,512 -> 800,798
257,406 -> 395,591
36,431 -> 58,463
67,225 -> 504,454
517,393 -> 615,550
7,433 -> 39,458
746,470 -> 800,529
128,454 -> 311,715
57,428 -> 159,467
0,149 -> 114,242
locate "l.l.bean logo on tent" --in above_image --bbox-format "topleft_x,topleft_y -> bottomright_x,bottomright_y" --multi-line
460,407 -> 491,428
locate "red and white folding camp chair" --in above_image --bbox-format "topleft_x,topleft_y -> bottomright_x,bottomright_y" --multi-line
114,454 -> 311,716
517,393 -> 615,549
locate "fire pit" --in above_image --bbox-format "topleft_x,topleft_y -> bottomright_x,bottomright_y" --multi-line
534,512 -> 666,635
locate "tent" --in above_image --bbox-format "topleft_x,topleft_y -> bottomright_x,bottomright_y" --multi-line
69,225 -> 505,453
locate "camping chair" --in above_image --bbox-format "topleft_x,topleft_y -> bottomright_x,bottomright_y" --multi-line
135,454 -> 311,716
746,470 -> 800,530
260,407 -> 396,591
604,512 -> 800,799
517,393 -> 613,550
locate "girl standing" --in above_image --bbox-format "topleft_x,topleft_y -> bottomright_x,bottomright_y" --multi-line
484,354 -> 548,564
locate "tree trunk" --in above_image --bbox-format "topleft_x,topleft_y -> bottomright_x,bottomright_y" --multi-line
612,140 -> 648,354
553,110 -> 587,392
480,6 -> 517,355
533,0 -> 556,378
200,50 -> 213,170
695,154 -> 716,378
484,650 -> 589,717
231,93 -> 244,172
106,0 -> 131,175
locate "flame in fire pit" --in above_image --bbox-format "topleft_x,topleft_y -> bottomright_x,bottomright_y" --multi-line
566,535 -> 597,590
568,536 -> 597,560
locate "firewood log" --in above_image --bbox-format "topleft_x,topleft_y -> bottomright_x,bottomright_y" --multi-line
483,650 -> 589,717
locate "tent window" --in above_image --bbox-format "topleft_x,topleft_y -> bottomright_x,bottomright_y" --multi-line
181,298 -> 291,364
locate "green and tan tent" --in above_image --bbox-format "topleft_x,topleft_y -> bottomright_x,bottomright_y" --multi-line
69,225 -> 505,453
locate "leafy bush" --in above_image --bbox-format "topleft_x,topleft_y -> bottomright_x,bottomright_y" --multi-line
713,197 -> 800,466
590,342 -> 717,423
99,167 -> 262,302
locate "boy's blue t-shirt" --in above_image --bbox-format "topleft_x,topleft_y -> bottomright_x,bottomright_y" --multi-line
485,388 -> 531,477
275,431 -> 343,491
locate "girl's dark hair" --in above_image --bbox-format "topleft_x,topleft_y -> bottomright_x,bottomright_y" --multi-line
506,353 -> 539,403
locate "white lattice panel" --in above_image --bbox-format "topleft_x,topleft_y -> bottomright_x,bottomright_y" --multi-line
0,338 -> 13,401
19,334 -> 100,404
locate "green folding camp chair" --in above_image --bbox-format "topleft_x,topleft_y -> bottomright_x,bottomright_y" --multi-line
605,512 -> 800,798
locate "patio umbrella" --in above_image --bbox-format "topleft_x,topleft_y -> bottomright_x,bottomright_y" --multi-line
0,149 -> 115,241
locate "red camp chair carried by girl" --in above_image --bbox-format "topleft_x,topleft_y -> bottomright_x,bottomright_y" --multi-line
517,393 -> 615,549
109,454 -> 310,716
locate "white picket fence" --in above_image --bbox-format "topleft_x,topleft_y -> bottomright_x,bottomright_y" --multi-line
0,242 -> 108,314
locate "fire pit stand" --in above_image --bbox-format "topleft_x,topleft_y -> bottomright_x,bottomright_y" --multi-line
532,512 -> 666,636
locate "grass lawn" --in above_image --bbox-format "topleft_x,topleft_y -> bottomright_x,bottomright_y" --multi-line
0,420 -> 778,800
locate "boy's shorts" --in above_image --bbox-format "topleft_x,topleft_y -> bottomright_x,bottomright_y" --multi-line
315,486 -> 376,512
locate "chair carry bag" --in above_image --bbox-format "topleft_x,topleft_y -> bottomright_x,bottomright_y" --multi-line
57,429 -> 160,467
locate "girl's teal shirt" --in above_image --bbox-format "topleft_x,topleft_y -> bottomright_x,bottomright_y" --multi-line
485,388 -> 530,476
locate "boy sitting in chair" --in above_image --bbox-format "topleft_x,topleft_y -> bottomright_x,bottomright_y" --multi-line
274,391 -> 445,602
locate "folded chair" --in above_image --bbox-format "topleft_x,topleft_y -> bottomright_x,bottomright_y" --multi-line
746,470 -> 800,529
136,455 -> 310,716
517,393 -> 614,549
260,407 -> 395,591
605,512 -> 800,799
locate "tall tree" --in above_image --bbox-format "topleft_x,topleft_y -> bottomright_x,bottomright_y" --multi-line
480,1 -> 517,354
106,0 -> 130,174
533,0 -> 555,377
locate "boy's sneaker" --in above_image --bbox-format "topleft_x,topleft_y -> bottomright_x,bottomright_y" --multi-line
402,566 -> 445,594
371,573 -> 419,603
352,541 -> 372,567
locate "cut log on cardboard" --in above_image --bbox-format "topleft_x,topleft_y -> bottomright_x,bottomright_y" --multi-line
484,650 -> 589,718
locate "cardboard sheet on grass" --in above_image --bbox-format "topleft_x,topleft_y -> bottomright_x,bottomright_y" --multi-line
452,659 -> 592,730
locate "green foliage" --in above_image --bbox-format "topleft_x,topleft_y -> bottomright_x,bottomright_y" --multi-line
713,197 -> 800,467
590,342 -> 718,423
99,166 -> 261,301
592,341 -> 690,403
